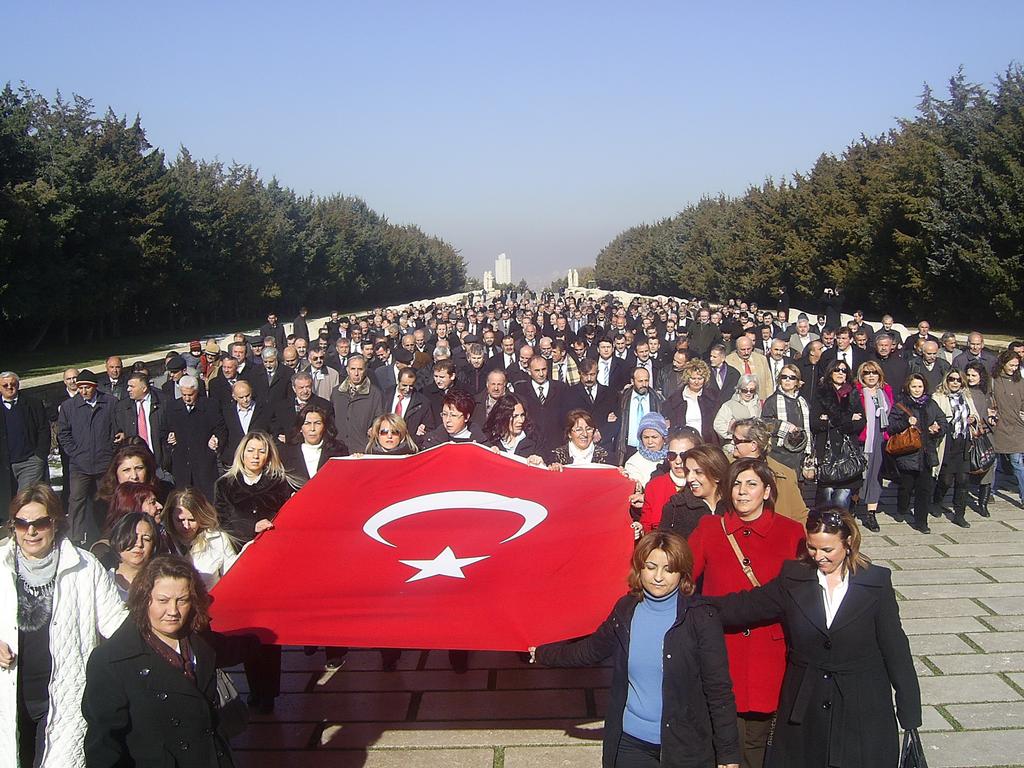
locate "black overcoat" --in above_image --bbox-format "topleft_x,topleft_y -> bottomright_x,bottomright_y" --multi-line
537,593 -> 740,768
712,560 -> 921,768
83,622 -> 233,768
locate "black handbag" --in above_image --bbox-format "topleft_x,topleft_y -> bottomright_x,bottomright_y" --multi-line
818,431 -> 867,485
898,728 -> 929,768
215,668 -> 250,738
969,429 -> 996,475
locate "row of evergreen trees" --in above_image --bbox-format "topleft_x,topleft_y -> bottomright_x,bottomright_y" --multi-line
594,66 -> 1024,328
0,85 -> 466,351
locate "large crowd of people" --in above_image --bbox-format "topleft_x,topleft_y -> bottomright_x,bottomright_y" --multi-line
0,288 -> 1022,766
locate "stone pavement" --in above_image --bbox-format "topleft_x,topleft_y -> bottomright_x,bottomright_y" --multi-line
224,481 -> 1024,768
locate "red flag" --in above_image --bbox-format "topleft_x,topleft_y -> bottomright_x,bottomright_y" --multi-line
210,443 -> 635,651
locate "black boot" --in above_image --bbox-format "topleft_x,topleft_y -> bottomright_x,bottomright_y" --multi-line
952,484 -> 970,527
976,484 -> 992,517
931,480 -> 947,517
864,510 -> 880,532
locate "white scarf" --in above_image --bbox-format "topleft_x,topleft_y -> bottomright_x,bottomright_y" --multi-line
774,391 -> 812,453
567,440 -> 596,464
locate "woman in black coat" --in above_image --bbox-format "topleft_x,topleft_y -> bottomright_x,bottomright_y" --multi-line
710,508 -> 921,768
887,373 -> 948,533
483,394 -> 545,462
213,431 -> 292,713
810,360 -> 865,510
279,403 -> 349,489
530,532 -> 740,768
83,556 -> 252,768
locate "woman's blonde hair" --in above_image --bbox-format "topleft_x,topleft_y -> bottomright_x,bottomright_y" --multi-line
225,431 -> 286,481
680,358 -> 711,383
165,487 -> 229,554
856,361 -> 887,387
366,413 -> 419,453
802,507 -> 871,574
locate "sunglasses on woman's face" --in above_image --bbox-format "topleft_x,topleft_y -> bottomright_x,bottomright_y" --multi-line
806,509 -> 844,529
739,388 -> 758,394
12,516 -> 53,531
378,428 -> 401,436
779,374 -> 799,381
666,451 -> 686,462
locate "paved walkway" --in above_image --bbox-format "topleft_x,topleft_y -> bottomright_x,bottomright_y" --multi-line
223,482 -> 1024,768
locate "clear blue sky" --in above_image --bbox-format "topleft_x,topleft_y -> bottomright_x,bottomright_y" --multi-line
4,1 -> 1022,287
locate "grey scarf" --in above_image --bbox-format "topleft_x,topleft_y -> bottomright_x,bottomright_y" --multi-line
16,544 -> 59,632
871,390 -> 890,431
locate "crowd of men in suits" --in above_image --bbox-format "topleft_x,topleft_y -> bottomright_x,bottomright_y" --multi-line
2,291 -> 1022,540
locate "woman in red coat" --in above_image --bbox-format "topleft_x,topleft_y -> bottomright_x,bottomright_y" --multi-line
688,457 -> 805,768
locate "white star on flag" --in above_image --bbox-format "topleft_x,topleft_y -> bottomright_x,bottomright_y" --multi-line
399,546 -> 490,583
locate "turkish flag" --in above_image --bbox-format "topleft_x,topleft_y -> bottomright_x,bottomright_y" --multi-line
210,443 -> 635,651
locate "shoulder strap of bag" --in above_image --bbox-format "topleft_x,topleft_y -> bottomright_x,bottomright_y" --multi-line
721,517 -> 761,588
895,402 -> 914,417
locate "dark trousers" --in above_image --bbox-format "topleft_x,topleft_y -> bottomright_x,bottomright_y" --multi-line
936,468 -> 970,514
737,711 -> 774,768
67,469 -> 102,545
18,694 -> 47,768
898,469 -> 935,528
245,645 -> 282,699
615,732 -> 661,767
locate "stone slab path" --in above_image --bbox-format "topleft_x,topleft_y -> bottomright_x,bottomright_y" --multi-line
224,482 -> 1024,768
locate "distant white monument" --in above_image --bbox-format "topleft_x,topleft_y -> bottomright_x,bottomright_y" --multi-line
495,253 -> 512,284
483,270 -> 494,292
567,269 -> 579,289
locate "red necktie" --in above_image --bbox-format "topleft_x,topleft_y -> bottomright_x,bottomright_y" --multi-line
137,403 -> 150,446
395,395 -> 404,416
744,360 -> 751,375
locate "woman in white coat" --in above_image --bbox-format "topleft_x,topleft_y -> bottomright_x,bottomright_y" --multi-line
0,484 -> 127,767
713,373 -> 763,450
165,487 -> 238,590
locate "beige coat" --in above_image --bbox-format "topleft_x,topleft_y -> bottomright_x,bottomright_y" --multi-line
726,350 -> 774,400
932,389 -> 981,469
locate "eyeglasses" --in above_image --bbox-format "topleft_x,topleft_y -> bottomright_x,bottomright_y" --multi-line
833,370 -> 849,375
12,516 -> 54,531
666,451 -> 687,462
947,376 -> 962,382
378,428 -> 402,436
779,374 -> 799,381
862,370 -> 880,376
732,438 -> 756,445
739,388 -> 758,394
807,509 -> 845,530
571,426 -> 596,435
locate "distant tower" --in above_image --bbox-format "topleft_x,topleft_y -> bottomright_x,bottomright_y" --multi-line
483,270 -> 494,292
495,253 -> 512,284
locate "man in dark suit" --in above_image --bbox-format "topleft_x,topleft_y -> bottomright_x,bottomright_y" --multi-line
873,334 -> 909,392
513,356 -> 570,455
271,372 -> 334,441
208,357 -> 242,409
112,372 -> 167,469
504,344 -> 534,388
593,338 -> 628,394
764,338 -> 796,390
901,321 -> 941,361
799,341 -> 826,400
820,328 -> 869,374
221,381 -> 273,465
260,312 -> 288,351
97,356 -> 128,401
706,344 -> 739,403
251,347 -> 294,406
487,335 -> 517,373
457,344 -> 489,394
163,375 -> 226,500
385,368 -> 435,443
0,371 -> 51,517
471,369 -> 509,432
566,358 -> 619,450
615,368 -> 665,465
292,307 -> 310,341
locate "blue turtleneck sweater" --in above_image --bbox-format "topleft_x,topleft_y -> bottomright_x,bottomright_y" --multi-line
622,589 -> 679,744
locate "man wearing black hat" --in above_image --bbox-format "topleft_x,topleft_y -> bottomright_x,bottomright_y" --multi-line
57,369 -> 116,545
161,355 -> 206,400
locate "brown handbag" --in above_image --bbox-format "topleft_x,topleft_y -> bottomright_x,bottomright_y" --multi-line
885,402 -> 923,456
